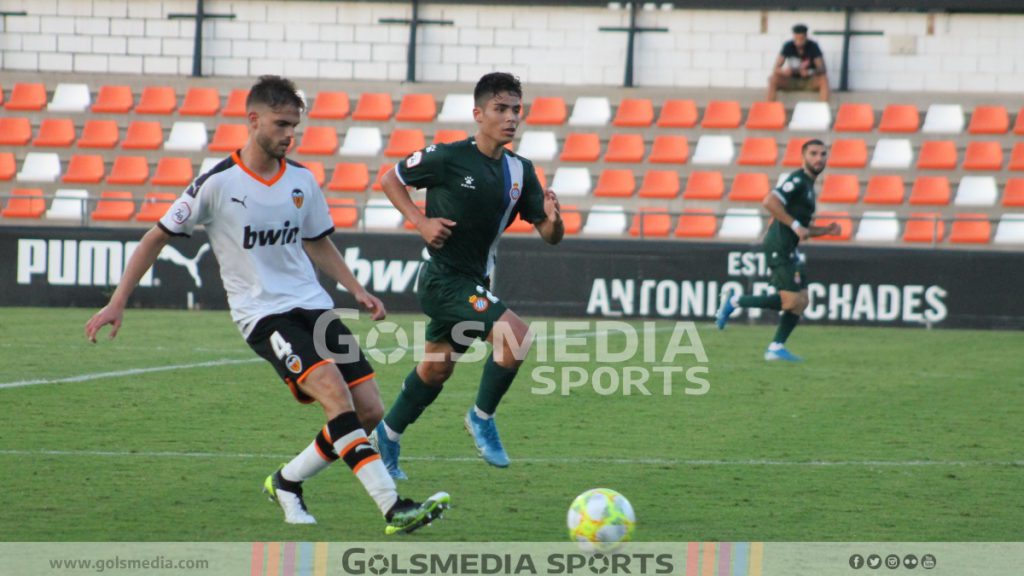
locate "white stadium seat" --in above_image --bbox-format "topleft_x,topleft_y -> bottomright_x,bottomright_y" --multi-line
921,104 -> 965,134
48,83 -> 91,112
550,167 -> 592,197
46,189 -> 89,221
994,214 -> 1024,244
16,152 -> 61,182
691,135 -> 734,165
718,208 -> 762,239
954,176 -> 998,206
870,139 -> 914,169
516,131 -> 558,162
363,198 -> 403,229
581,204 -> 627,235
339,127 -> 383,157
568,97 -> 612,127
164,121 -> 208,151
788,102 -> 832,131
855,211 -> 900,241
437,94 -> 475,123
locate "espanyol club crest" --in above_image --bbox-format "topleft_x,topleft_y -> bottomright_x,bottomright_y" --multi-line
468,295 -> 490,313
286,354 -> 303,374
291,188 -> 304,209
510,182 -> 521,201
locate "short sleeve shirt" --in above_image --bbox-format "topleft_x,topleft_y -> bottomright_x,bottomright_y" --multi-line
763,169 -> 817,262
780,39 -> 824,73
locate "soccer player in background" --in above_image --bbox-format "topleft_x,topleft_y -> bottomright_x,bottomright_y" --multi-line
84,75 -> 449,533
715,139 -> 840,361
373,72 -> 564,479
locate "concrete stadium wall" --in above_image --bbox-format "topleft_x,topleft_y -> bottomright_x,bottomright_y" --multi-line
0,0 -> 1022,94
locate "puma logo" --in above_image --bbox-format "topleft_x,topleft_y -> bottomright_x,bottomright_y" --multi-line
231,196 -> 247,208
156,243 -> 211,288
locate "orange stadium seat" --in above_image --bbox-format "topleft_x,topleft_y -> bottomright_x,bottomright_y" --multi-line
879,104 -> 920,133
962,141 -> 1003,171
526,97 -> 567,125
629,208 -> 671,237
384,129 -> 426,158
90,191 -> 136,221
222,89 -> 249,117
505,213 -> 535,234
327,162 -> 370,192
864,175 -> 905,205
728,172 -> 770,202
372,163 -> 394,191
648,135 -> 688,164
1015,107 -> 1024,135
828,139 -> 868,168
0,153 -> 14,180
309,91 -> 350,120
967,105 -> 1009,134
949,214 -> 991,244
683,171 -> 724,200
78,120 -> 119,149
134,86 -> 177,115
179,87 -> 220,116
782,138 -> 811,167
208,124 -> 248,152
674,209 -> 717,238
833,103 -> 875,132
534,166 -> 548,190
908,176 -> 951,206
62,154 -> 105,184
637,170 -> 680,199
296,126 -> 338,155
560,133 -> 600,162
613,99 -> 654,127
151,157 -> 194,187
701,100 -> 742,129
433,129 -> 467,144
604,134 -> 644,163
813,211 -> 853,241
593,169 -> 635,198
5,83 -> 46,111
352,93 -> 393,121
33,119 -> 76,147
656,99 -> 698,128
122,121 -> 163,150
819,174 -> 859,204
0,117 -> 32,145
92,85 -> 133,113
1002,179 -> 1024,207
135,192 -> 176,222
396,93 -> 437,122
300,161 -> 325,187
1011,142 -> 1024,171
2,188 -> 46,218
327,198 -> 359,228
737,137 -> 777,166
107,156 -> 150,185
560,205 -> 582,235
917,141 -> 957,170
903,212 -> 945,243
744,101 -> 786,130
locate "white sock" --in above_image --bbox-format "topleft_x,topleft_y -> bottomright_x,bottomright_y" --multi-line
383,421 -> 402,442
281,440 -> 333,483
473,405 -> 493,420
333,428 -> 398,515
768,342 -> 784,351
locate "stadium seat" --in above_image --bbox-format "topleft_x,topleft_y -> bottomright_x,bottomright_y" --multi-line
135,86 -> 177,115
648,135 -> 688,164
90,190 -> 136,221
516,131 -> 558,162
674,209 -> 718,238
339,127 -> 383,157
813,211 -> 853,241
903,212 -> 945,244
1011,142 -> 1024,171
526,97 -> 567,125
613,99 -> 654,127
657,99 -> 698,128
92,85 -> 133,113
78,120 -> 119,149
0,117 -> 32,145
854,211 -> 900,242
222,89 -> 249,117
869,138 -> 913,169
371,163 -> 394,192
208,124 -> 248,152
967,105 -> 1009,134
550,167 -> 591,196
2,188 -> 46,218
384,129 -> 426,158
701,100 -> 742,129
691,135 -> 734,165
954,176 -> 998,206
560,205 -> 583,235
604,134 -> 645,163
819,174 -> 859,204
33,118 -> 76,147
433,129 -> 467,144
5,82 -> 46,111
46,189 -> 89,221
737,137 -> 777,166
878,105 -> 919,133
164,121 -> 208,151
327,162 -> 370,192
781,138 -> 811,167
568,97 -> 611,126
437,94 -> 474,123
107,156 -> 149,185
637,170 -> 680,199
908,176 -> 951,206
962,141 -> 1003,171
593,169 -> 635,198
788,102 -> 831,131
1004,179 -> 1024,207
744,101 -> 786,131
16,153 -> 61,182
728,172 -> 770,202
395,93 -> 437,122
352,93 -> 393,121
151,157 -> 194,187
300,160 -> 325,187
402,202 -> 427,230
560,133 -> 600,162
62,154 -> 105,184
135,192 -> 176,222
48,83 -> 91,112
864,175 -> 905,205
629,207 -> 671,237
922,104 -> 965,134
534,166 -> 548,190
122,121 -> 164,150
683,171 -> 724,200
0,153 -> 14,181
833,103 -> 874,132
1015,107 -> 1024,135
718,208 -> 762,239
179,87 -> 220,116
581,205 -> 627,235
505,213 -> 536,234
994,214 -> 1024,244
297,126 -> 339,155
949,213 -> 991,244
364,198 -> 403,228
327,197 -> 359,229
828,139 -> 868,168
917,141 -> 957,170
307,91 -> 350,120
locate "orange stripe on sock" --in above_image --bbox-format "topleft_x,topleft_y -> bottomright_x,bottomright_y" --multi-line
321,425 -> 332,444
314,442 -> 334,462
340,438 -> 369,457
347,372 -> 376,389
297,358 -> 335,384
352,453 -> 381,475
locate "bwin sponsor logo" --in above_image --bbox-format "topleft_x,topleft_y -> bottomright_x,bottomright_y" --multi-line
243,221 -> 300,249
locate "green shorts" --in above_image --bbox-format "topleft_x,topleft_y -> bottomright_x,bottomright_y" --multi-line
416,262 -> 509,353
768,256 -> 808,293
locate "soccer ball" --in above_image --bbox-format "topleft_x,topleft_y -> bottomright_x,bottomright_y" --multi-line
567,488 -> 636,551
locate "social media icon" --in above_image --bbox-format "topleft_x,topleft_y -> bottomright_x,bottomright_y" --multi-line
921,554 -> 936,569
885,555 -> 900,569
903,554 -> 919,569
850,554 -> 865,569
868,554 -> 882,569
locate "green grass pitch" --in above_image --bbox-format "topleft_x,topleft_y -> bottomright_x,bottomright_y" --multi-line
0,307 -> 1021,541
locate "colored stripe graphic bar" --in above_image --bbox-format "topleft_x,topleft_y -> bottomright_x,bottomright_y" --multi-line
314,542 -> 329,576
718,542 -> 731,576
283,542 -> 295,576
687,542 -> 700,575
298,542 -> 313,576
749,542 -> 764,576
266,542 -> 280,576
732,542 -> 749,576
251,542 -> 264,576
703,542 -> 716,576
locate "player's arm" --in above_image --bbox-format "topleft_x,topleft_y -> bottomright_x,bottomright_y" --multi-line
813,56 -> 826,76
303,237 -> 386,320
85,226 -> 171,342
762,193 -> 810,242
808,222 -> 841,237
773,54 -> 787,74
381,168 -> 455,249
534,188 -> 564,245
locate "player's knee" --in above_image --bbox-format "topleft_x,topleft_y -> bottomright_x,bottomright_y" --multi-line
792,295 -> 809,315
357,401 -> 384,431
419,360 -> 454,386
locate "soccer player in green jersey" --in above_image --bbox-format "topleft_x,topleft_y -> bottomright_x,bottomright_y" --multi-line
715,139 -> 840,361
372,73 -> 564,478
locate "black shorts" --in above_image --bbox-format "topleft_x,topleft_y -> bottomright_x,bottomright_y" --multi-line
246,308 -> 375,404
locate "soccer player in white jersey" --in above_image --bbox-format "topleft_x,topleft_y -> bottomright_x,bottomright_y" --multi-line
84,76 -> 449,534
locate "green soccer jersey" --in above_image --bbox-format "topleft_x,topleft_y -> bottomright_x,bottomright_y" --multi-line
763,168 -> 818,263
394,138 -> 546,282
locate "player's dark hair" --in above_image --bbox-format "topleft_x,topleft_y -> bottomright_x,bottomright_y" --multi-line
473,72 -> 522,107
802,138 -> 825,153
246,75 -> 305,112
792,23 -> 808,34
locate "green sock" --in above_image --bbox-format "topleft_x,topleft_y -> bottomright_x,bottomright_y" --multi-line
738,294 -> 782,310
475,356 -> 519,415
773,311 -> 801,344
383,368 -> 442,433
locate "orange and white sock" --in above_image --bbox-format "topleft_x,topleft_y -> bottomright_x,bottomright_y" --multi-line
327,411 -> 398,515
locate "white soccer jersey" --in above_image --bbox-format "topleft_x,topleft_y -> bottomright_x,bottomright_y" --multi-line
159,152 -> 335,338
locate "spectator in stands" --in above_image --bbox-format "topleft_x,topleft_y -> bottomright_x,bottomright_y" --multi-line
768,24 -> 829,102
